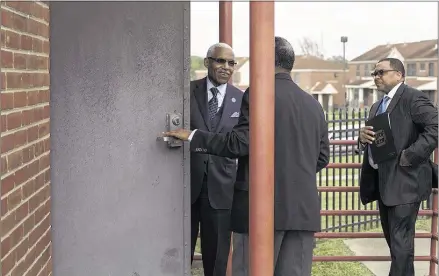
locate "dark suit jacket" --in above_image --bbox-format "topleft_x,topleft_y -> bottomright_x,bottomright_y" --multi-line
359,83 -> 438,206
190,78 -> 243,209
191,73 -> 330,233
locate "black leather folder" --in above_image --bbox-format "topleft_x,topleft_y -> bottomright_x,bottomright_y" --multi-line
365,112 -> 397,164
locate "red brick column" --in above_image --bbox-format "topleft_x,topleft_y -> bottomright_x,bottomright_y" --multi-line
1,1 -> 52,275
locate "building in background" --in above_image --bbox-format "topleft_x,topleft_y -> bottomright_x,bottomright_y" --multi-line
346,39 -> 437,109
191,39 -> 438,112
194,55 -> 347,112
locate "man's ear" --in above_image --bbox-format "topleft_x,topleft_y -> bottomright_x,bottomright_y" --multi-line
204,58 -> 209,69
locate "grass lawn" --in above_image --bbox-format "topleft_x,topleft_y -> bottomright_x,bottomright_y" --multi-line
319,177 -> 380,232
191,218 -> 433,276
311,238 -> 374,276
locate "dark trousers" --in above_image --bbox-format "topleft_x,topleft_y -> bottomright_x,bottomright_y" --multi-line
378,200 -> 421,276
232,231 -> 314,276
191,178 -> 231,276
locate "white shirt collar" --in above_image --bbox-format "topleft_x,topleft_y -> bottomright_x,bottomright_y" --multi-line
206,77 -> 227,96
386,82 -> 403,99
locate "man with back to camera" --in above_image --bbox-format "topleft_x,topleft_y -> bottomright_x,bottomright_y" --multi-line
165,36 -> 330,276
358,58 -> 438,276
189,42 -> 243,276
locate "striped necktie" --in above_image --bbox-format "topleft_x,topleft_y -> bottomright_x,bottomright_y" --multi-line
208,87 -> 219,121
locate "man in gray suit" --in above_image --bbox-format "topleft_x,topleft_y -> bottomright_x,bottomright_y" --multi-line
165,37 -> 330,276
358,58 -> 438,276
189,43 -> 243,276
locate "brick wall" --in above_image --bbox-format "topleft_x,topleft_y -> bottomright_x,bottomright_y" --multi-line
1,1 -> 52,276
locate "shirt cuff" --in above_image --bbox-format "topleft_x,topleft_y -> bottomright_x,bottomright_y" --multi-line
188,130 -> 197,141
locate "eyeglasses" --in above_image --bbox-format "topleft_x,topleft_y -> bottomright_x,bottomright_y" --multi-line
208,57 -> 237,67
371,69 -> 398,77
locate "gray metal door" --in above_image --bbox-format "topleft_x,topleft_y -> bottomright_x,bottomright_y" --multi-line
50,2 -> 190,275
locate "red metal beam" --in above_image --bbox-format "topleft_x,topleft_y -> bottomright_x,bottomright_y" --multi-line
321,210 -> 435,216
249,2 -> 275,276
326,163 -> 362,169
318,186 -> 360,192
313,256 -> 437,263
194,254 -> 439,264
199,232 -> 438,240
315,232 -> 436,239
319,187 -> 438,193
330,140 -> 357,145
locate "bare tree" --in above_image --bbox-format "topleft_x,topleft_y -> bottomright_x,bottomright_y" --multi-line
327,55 -> 346,63
299,37 -> 324,58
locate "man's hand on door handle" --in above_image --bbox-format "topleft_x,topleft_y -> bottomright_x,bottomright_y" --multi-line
163,129 -> 192,141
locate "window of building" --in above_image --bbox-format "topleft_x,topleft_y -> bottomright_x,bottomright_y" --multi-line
364,64 -> 369,76
420,63 -> 426,71
407,63 -> 416,76
356,65 -> 360,77
428,63 -> 435,77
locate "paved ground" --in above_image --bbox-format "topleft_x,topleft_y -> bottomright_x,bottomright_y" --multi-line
343,230 -> 431,276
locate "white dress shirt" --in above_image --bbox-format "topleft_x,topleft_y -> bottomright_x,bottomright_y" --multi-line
206,77 -> 227,111
368,82 -> 402,169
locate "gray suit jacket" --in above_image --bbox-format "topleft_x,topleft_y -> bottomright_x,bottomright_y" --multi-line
359,83 -> 438,206
190,77 -> 243,209
190,73 -> 330,233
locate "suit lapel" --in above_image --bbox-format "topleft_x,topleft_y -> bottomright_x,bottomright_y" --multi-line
368,83 -> 406,119
216,87 -> 237,133
368,102 -> 380,119
386,83 -> 406,114
193,78 -> 211,130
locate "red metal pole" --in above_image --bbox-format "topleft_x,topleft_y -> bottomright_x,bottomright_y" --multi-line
249,2 -> 275,276
219,1 -> 233,46
219,1 -> 233,86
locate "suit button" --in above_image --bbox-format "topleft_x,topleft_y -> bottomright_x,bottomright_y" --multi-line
204,161 -> 207,164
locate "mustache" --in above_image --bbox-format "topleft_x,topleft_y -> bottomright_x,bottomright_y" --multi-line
217,70 -> 231,75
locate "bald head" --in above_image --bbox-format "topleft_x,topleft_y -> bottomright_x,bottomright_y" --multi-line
206,42 -> 234,58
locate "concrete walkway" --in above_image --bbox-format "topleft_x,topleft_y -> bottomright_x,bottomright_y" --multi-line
343,230 -> 431,276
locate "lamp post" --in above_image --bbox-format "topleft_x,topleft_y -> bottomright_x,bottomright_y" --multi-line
341,36 -> 348,108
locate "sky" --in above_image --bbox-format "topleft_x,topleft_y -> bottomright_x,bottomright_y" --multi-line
190,2 -> 438,60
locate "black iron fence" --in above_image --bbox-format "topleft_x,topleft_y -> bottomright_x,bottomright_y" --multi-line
319,108 -> 434,232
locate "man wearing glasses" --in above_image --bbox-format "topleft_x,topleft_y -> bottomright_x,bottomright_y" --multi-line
358,58 -> 438,276
165,37 -> 330,276
189,43 -> 243,276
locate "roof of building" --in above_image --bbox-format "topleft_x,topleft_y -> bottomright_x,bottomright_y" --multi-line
293,55 -> 344,70
405,79 -> 432,88
351,39 -> 437,62
309,80 -> 343,94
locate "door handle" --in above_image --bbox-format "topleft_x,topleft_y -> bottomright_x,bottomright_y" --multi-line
157,112 -> 183,148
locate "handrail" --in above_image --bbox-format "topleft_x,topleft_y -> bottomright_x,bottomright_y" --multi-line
193,143 -> 439,275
